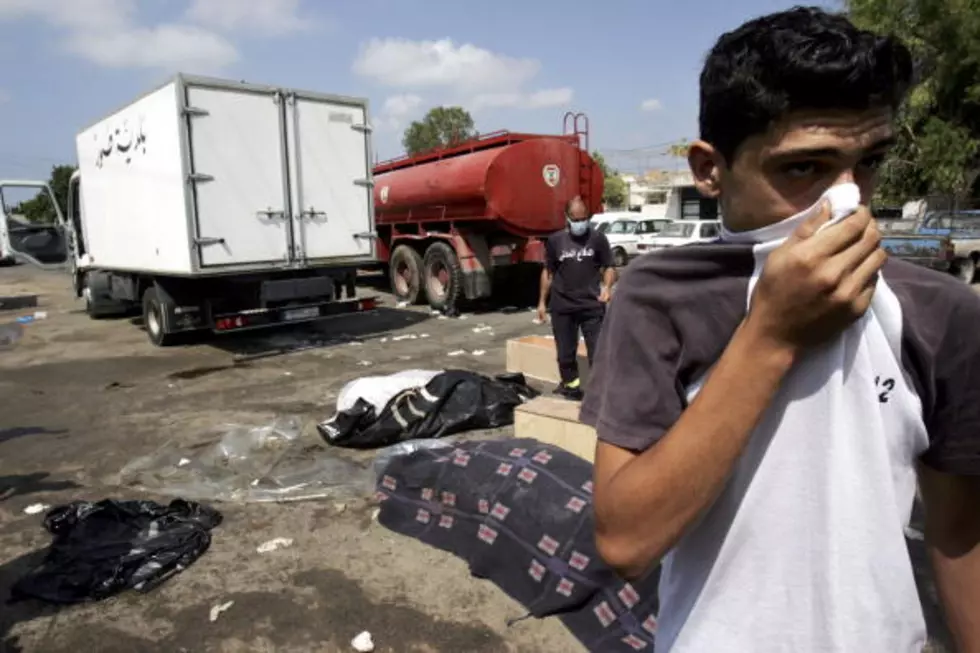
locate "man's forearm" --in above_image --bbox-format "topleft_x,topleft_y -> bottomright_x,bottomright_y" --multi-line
920,466 -> 980,651
538,269 -> 551,306
602,267 -> 617,289
594,321 -> 795,577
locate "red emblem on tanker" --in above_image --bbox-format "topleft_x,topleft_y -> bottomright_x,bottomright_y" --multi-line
542,164 -> 560,188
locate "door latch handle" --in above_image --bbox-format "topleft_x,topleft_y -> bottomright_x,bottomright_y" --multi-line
256,208 -> 286,220
301,208 -> 327,220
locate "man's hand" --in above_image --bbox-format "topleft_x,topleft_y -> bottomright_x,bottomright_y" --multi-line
745,201 -> 885,355
536,301 -> 548,323
598,287 -> 611,304
591,200 -> 886,578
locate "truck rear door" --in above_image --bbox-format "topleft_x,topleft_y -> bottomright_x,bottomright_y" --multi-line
286,93 -> 375,263
185,81 -> 292,267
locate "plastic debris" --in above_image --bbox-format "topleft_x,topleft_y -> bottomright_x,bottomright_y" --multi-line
391,334 -> 418,341
11,499 -> 222,604
351,631 -> 375,652
0,322 -> 24,349
420,333 -> 430,339
358,361 -> 373,367
119,417 -> 372,504
447,350 -> 465,357
23,503 -> 49,515
396,301 -> 409,308
472,350 -> 486,356
472,325 -> 493,334
373,440 -> 453,480
209,600 -> 234,622
256,537 -> 294,553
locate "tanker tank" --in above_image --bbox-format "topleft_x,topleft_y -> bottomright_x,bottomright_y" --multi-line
373,135 -> 604,238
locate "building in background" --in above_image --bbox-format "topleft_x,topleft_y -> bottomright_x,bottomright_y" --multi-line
620,169 -> 719,221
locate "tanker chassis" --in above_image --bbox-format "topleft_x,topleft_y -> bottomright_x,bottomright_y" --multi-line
372,114 -> 604,312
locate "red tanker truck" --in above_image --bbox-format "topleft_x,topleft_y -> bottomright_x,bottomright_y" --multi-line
371,113 -> 604,312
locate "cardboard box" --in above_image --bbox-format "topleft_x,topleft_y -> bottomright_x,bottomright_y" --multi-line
506,335 -> 590,386
514,395 -> 597,462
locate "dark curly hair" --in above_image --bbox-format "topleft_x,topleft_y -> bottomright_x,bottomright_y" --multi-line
699,6 -> 914,161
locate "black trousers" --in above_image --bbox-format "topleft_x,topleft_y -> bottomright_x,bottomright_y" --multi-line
551,309 -> 604,385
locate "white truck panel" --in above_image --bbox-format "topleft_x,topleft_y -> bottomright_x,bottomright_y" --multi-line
288,97 -> 374,261
187,84 -> 292,267
75,82 -> 192,274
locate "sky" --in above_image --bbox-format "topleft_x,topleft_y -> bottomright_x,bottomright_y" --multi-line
0,0 -> 838,180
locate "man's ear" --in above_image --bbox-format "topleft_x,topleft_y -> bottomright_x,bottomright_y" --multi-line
688,140 -> 723,199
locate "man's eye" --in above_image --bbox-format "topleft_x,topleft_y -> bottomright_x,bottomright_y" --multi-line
783,161 -> 819,177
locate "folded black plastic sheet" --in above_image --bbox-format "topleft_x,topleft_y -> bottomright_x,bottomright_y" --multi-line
318,370 -> 540,449
12,498 -> 222,604
375,438 -> 661,652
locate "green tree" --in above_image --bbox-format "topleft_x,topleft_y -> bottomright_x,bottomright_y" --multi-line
846,0 -> 980,201
12,164 -> 76,223
665,139 -> 691,159
402,107 -> 477,155
592,151 -> 628,208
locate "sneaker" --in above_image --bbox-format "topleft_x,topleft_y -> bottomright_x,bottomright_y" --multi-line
552,383 -> 584,401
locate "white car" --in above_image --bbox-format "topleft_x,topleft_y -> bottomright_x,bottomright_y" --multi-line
601,218 -> 643,266
636,219 -> 721,253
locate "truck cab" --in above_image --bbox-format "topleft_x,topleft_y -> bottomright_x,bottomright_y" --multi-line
0,181 -> 73,269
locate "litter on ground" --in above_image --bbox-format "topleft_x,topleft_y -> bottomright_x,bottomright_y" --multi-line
256,537 -> 294,554
209,600 -> 235,622
351,630 -> 375,652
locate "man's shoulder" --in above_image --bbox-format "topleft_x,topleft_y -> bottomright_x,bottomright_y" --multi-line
618,242 -> 756,294
590,229 -> 610,247
546,230 -> 566,246
882,258 -> 980,328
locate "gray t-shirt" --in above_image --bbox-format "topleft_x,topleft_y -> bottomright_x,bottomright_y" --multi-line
581,217 -> 980,651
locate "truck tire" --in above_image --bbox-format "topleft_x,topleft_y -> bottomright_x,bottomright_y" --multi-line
83,272 -> 127,319
142,286 -> 178,347
613,247 -> 628,267
953,257 -> 976,284
389,245 -> 424,304
423,241 -> 463,312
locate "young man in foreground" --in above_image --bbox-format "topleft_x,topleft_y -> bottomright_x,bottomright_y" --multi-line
582,7 -> 980,652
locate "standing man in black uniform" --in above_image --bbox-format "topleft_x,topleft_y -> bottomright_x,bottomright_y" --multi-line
537,196 -> 617,400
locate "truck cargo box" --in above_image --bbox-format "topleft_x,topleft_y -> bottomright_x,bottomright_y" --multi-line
75,74 -> 376,276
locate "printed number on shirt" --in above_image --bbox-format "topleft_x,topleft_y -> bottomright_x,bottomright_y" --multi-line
874,376 -> 896,403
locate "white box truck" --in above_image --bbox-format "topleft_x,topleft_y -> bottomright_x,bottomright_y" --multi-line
0,74 -> 380,345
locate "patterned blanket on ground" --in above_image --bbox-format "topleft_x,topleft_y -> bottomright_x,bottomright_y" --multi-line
375,438 -> 660,651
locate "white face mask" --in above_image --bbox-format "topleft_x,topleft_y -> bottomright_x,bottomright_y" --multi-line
567,218 -> 590,236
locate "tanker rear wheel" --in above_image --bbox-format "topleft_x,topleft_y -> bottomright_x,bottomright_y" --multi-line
423,242 -> 463,312
389,245 -> 424,304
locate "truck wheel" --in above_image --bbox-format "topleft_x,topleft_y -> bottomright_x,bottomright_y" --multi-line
423,242 -> 463,312
83,272 -> 126,319
613,247 -> 628,267
389,245 -> 424,304
953,257 -> 976,284
142,286 -> 177,347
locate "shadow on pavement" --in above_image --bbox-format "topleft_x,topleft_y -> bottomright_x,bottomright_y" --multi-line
0,473 -> 80,503
0,548 -> 60,653
0,428 -> 68,447
206,307 -> 432,362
